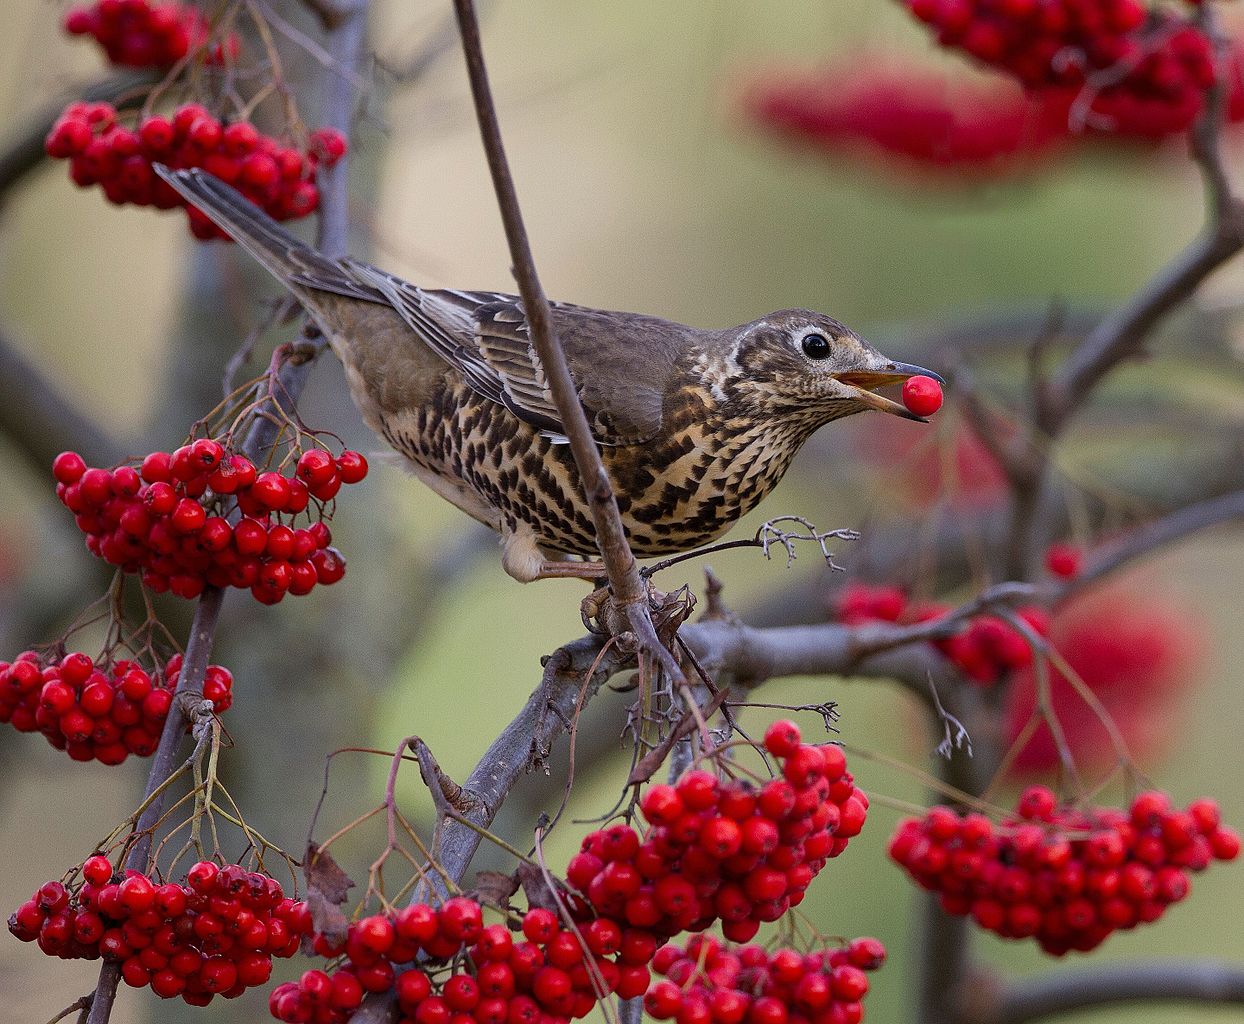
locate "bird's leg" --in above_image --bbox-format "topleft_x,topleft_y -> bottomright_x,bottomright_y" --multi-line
530,559 -> 609,581
501,523 -> 608,583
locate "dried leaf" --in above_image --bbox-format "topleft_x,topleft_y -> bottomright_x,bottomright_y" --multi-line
515,861 -> 561,911
305,842 -> 355,904
302,842 -> 355,952
471,869 -> 520,910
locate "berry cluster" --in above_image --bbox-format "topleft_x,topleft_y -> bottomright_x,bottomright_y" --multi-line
44,102 -> 347,239
902,0 -> 1217,138
644,934 -> 884,1024
889,787 -> 1240,955
63,0 -> 236,69
271,899 -> 653,1024
834,584 -> 1048,686
747,66 -> 1068,177
53,444 -> 364,603
9,859 -> 310,1004
0,650 -> 231,764
566,722 -> 868,945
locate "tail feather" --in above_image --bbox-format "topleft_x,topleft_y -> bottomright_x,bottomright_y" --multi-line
153,166 -> 377,303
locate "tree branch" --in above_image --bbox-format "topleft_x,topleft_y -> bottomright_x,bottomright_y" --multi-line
313,0 -> 368,259
0,325 -> 130,475
430,636 -> 625,889
449,0 -> 679,679
988,960 -> 1244,1024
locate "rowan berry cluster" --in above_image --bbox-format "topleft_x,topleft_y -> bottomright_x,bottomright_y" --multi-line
902,0 -> 1217,138
889,787 -> 1241,955
747,67 -> 1068,176
833,584 -> 1048,685
43,101 -> 347,238
63,0 -> 236,69
0,649 -> 231,764
53,444 -> 364,603
271,898 -> 653,1024
644,934 -> 884,1024
8,859 -> 310,1005
566,722 -> 868,945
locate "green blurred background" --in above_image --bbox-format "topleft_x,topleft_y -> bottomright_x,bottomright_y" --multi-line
1,2 -> 1243,1022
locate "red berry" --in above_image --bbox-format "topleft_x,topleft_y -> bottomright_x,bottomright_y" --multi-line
901,375 -> 943,417
53,451 -> 87,484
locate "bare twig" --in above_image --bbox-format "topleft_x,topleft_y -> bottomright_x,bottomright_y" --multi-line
449,0 -> 680,683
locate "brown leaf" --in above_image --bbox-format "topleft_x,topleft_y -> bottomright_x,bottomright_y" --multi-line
515,861 -> 561,912
302,842 -> 355,952
305,842 -> 355,904
471,869 -> 520,910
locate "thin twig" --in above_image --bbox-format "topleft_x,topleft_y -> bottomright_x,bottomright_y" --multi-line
449,0 -> 680,684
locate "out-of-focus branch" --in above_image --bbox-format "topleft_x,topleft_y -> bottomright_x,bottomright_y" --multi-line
0,72 -> 158,208
379,7 -> 467,84
314,0 -> 368,258
1008,8 -> 1241,575
450,0 -> 679,680
0,325 -> 130,474
1065,488 -> 1244,596
984,959 -> 1244,1024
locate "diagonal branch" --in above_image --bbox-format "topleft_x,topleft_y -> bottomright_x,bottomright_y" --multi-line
0,325 -> 130,475
449,0 -> 679,681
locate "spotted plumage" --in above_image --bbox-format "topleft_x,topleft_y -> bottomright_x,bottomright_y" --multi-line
157,167 -> 939,582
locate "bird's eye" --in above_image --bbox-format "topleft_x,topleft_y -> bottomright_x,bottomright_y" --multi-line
801,333 -> 832,360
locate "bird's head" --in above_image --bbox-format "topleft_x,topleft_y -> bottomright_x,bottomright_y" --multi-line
724,309 -> 942,426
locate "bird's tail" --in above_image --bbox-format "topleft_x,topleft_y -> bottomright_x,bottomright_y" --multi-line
153,166 -> 376,304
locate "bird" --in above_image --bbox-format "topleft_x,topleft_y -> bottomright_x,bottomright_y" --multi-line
156,167 -> 942,583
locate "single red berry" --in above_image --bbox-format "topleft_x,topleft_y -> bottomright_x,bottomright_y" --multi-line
53,451 -> 88,484
902,375 -> 943,417
83,855 -> 114,887
763,719 -> 801,757
336,450 -> 368,483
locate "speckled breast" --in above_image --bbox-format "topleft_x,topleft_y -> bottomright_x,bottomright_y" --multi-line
373,380 -> 812,559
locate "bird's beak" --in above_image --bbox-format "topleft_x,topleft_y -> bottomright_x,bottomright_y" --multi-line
833,361 -> 944,422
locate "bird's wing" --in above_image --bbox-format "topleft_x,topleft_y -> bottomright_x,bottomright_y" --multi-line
336,270 -> 679,445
